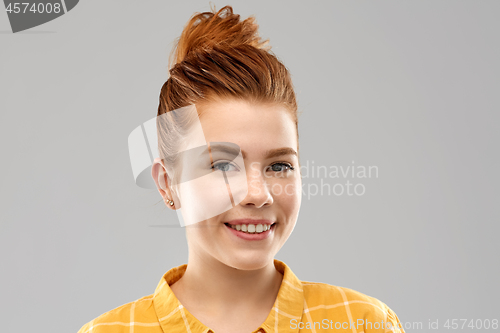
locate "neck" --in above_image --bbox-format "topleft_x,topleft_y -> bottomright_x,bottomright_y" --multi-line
173,252 -> 283,314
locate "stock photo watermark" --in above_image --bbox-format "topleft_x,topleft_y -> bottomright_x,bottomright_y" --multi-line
298,160 -> 379,199
3,1 -> 79,33
245,159 -> 379,200
290,318 -> 499,330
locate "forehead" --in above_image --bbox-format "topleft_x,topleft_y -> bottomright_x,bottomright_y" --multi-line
194,99 -> 297,154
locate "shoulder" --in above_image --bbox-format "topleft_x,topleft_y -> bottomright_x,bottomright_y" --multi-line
301,280 -> 385,308
300,281 -> 405,332
77,294 -> 157,333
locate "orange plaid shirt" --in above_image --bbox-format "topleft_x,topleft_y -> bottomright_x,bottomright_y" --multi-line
77,259 -> 405,333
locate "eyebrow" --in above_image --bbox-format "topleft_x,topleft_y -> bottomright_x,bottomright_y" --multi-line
202,143 -> 297,160
260,147 -> 298,160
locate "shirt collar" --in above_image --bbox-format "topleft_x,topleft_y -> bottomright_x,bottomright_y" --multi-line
153,259 -> 304,333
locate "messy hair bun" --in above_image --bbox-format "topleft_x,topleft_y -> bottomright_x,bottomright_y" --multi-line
169,5 -> 271,69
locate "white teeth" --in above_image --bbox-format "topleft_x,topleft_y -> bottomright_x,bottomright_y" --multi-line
229,224 -> 272,234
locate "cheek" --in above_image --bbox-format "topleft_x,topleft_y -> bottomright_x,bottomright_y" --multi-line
176,171 -> 240,226
272,178 -> 302,217
185,220 -> 215,248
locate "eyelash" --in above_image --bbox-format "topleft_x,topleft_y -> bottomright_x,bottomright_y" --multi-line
211,161 -> 295,173
267,162 -> 295,173
211,162 -> 236,172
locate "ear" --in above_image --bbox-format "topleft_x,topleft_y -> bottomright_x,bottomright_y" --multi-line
151,158 -> 180,209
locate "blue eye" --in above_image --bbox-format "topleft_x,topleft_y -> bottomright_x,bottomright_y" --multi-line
212,161 -> 239,172
269,162 -> 294,173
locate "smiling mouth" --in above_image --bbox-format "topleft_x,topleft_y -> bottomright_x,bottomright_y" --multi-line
224,222 -> 276,234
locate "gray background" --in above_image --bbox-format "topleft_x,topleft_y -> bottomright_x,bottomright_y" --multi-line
1,0 -> 498,332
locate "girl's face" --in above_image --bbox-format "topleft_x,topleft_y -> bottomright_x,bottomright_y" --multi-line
181,98 -> 302,270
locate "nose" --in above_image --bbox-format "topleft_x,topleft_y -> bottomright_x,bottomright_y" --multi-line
239,162 -> 273,208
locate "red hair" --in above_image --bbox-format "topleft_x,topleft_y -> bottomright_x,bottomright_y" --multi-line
159,4 -> 298,116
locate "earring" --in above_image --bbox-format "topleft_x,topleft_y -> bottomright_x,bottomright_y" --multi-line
167,199 -> 174,206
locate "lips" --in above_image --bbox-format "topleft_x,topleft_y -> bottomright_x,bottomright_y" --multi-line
223,219 -> 276,241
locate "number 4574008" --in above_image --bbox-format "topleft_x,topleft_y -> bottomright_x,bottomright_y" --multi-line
5,2 -> 62,14
443,319 -> 498,330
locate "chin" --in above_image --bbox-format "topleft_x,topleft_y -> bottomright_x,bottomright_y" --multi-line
221,251 -> 275,271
